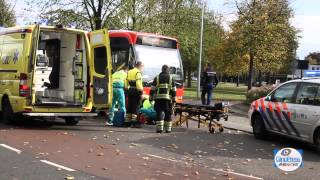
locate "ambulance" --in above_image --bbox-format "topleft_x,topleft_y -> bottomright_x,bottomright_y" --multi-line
0,25 -> 112,125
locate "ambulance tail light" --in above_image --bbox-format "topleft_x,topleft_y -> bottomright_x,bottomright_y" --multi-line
19,73 -> 30,97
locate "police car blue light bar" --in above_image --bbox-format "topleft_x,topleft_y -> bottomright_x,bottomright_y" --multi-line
304,70 -> 320,77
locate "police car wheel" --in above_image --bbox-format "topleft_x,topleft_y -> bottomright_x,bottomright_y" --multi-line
252,114 -> 267,140
314,130 -> 320,152
1,98 -> 14,124
64,117 -> 79,125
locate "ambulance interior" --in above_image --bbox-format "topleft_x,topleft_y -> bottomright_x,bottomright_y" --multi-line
33,30 -> 88,106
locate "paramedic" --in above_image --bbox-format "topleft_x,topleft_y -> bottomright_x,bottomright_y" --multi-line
125,61 -> 144,128
106,66 -> 128,126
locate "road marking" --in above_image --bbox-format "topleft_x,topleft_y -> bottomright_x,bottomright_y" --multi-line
146,153 -> 263,180
0,144 -> 22,154
40,160 -> 76,172
146,154 -> 178,162
210,168 -> 263,180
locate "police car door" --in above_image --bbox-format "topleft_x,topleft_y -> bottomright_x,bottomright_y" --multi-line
291,82 -> 320,140
268,82 -> 300,137
90,29 -> 112,108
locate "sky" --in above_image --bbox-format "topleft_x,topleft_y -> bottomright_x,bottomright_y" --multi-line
208,0 -> 320,60
12,0 -> 320,60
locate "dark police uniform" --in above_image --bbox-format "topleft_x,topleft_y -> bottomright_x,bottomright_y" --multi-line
201,68 -> 218,105
150,72 -> 176,133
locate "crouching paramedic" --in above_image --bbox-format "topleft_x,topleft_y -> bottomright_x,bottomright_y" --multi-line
125,61 -> 144,128
106,66 -> 128,126
150,65 -> 176,133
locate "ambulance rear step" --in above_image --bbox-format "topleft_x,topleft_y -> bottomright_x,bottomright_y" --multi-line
22,113 -> 97,117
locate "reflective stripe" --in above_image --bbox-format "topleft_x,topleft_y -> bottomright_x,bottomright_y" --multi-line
164,121 -> 172,132
155,94 -> 172,100
274,102 -> 281,113
260,99 -> 266,112
156,120 -> 164,131
158,84 -> 171,88
154,75 -> 173,100
282,102 -> 288,110
268,102 -> 274,112
254,101 -> 259,111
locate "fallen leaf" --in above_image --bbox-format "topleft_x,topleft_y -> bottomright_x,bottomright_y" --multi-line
162,172 -> 173,176
23,142 -> 29,145
65,176 -> 74,180
116,149 -> 121,155
97,153 -> 104,156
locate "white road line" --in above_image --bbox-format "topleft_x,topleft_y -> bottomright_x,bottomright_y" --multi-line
210,168 -> 263,180
145,153 -> 263,180
40,160 -> 76,172
146,153 -> 178,162
0,144 -> 22,154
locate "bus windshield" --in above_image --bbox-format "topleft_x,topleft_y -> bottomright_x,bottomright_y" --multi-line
135,45 -> 183,82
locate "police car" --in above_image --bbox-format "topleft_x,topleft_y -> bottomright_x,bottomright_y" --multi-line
249,73 -> 320,151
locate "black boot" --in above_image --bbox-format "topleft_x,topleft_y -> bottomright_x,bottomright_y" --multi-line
124,122 -> 131,127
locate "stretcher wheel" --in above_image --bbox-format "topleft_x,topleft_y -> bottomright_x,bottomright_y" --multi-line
209,126 -> 215,133
219,127 -> 224,132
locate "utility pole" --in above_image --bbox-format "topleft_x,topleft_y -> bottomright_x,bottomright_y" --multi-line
197,0 -> 205,100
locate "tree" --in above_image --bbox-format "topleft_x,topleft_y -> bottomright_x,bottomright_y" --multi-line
0,0 -> 16,27
305,52 -> 320,65
25,0 -> 224,87
26,0 -> 124,30
231,0 -> 299,90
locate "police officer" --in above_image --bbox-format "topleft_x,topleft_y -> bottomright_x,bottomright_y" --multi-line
125,61 -> 144,128
150,65 -> 176,133
106,66 -> 128,126
201,64 -> 218,105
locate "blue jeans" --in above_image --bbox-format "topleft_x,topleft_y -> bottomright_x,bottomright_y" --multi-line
201,83 -> 214,105
108,88 -> 126,123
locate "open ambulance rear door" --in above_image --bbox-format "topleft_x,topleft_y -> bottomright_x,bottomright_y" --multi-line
89,29 -> 112,109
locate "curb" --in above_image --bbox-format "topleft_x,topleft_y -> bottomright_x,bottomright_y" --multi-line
223,126 -> 253,134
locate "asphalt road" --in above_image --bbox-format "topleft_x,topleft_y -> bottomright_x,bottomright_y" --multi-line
0,116 -> 319,180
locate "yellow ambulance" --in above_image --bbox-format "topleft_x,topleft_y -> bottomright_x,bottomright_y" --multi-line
0,25 -> 112,125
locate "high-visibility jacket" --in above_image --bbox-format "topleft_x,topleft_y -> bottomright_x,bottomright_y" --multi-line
125,67 -> 143,91
112,70 -> 127,88
151,72 -> 176,100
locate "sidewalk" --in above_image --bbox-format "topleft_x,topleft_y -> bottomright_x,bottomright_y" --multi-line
222,102 -> 252,133
180,100 -> 253,133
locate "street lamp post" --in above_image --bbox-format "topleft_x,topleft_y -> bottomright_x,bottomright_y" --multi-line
197,0 -> 205,100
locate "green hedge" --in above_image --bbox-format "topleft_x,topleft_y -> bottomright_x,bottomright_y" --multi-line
246,85 -> 275,103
